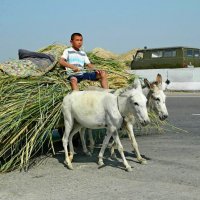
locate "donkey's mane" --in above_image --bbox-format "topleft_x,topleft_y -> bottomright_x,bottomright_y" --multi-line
114,83 -> 135,96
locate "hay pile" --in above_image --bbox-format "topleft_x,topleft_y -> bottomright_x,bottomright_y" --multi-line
91,48 -> 118,59
90,47 -> 139,67
117,48 -> 139,63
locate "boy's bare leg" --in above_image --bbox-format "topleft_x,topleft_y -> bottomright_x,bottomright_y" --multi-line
97,71 -> 109,89
70,77 -> 79,90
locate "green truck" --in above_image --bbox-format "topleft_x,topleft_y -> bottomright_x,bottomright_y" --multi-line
131,46 -> 200,69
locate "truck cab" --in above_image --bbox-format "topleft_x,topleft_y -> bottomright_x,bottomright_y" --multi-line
131,47 -> 200,69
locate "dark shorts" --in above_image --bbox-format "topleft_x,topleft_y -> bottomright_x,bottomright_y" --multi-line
67,72 -> 98,83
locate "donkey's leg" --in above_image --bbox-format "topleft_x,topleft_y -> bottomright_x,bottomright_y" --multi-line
88,129 -> 95,153
98,130 -> 113,166
110,123 -> 126,159
79,128 -> 92,156
112,131 -> 132,172
125,122 -> 147,164
110,140 -> 117,159
68,123 -> 82,162
62,119 -> 73,170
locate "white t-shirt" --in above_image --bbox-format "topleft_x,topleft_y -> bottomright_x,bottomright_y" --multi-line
61,47 -> 91,75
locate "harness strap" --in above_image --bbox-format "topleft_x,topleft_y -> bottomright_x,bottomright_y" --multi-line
117,95 -> 125,121
117,95 -> 120,111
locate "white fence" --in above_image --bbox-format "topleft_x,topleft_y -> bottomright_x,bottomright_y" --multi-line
128,68 -> 200,91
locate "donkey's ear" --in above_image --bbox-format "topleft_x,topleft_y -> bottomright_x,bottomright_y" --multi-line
133,78 -> 142,91
144,78 -> 151,89
156,74 -> 162,85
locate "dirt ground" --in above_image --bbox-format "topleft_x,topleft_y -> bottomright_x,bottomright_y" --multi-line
0,94 -> 200,200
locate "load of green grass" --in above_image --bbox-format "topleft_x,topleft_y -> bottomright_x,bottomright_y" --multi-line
0,44 -> 166,173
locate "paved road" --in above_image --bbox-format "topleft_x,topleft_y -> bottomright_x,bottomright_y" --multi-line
1,93 -> 200,200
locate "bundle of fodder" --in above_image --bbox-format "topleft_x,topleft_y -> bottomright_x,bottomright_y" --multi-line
0,44 -> 167,173
0,74 -> 70,172
0,44 -> 137,172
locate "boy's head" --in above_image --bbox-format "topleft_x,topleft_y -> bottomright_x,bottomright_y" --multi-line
70,33 -> 83,50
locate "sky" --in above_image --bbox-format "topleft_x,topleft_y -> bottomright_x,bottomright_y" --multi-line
0,0 -> 200,61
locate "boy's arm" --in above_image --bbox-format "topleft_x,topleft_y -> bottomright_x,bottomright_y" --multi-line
86,63 -> 94,70
59,58 -> 80,72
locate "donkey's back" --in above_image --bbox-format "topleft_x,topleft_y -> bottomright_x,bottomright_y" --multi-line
62,91 -> 122,129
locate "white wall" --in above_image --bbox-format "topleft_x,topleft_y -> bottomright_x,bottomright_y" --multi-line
127,68 -> 200,91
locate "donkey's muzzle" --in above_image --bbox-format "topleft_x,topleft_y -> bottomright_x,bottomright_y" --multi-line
141,119 -> 150,126
159,114 -> 168,121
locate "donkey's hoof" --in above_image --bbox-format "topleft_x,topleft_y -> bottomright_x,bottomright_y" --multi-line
126,166 -> 133,172
139,159 -> 147,165
98,160 -> 104,166
67,164 -> 74,170
98,160 -> 106,169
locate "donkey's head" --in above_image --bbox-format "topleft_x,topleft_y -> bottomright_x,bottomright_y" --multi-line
144,74 -> 168,120
122,78 -> 150,126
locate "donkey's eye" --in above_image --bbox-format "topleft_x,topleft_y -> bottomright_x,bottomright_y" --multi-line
134,102 -> 139,106
155,98 -> 160,101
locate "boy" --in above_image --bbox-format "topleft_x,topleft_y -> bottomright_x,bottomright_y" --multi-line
59,33 -> 108,90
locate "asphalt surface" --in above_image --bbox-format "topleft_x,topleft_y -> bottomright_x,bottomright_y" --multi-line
0,93 -> 200,200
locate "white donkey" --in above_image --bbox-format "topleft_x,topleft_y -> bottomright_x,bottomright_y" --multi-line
67,79 -> 150,166
78,74 -> 168,164
62,81 -> 150,171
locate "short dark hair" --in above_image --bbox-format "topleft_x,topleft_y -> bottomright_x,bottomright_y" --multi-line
71,33 -> 83,40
